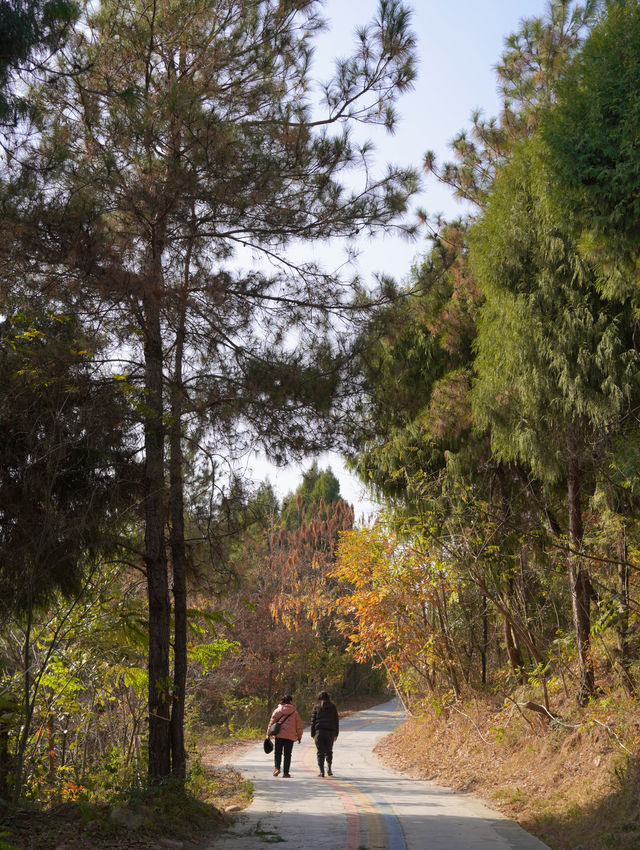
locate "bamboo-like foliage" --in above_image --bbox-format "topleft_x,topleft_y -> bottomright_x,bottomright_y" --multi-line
471,136 -> 640,702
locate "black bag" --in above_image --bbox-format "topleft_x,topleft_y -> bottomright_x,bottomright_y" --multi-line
263,737 -> 273,754
270,720 -> 282,735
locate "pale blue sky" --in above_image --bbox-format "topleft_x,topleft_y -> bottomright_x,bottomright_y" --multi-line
314,0 -> 549,274
251,0 -> 551,516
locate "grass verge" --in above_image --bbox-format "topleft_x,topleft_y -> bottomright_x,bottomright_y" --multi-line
375,685 -> 640,850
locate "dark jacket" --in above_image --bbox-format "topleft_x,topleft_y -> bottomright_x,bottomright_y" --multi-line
310,700 -> 339,738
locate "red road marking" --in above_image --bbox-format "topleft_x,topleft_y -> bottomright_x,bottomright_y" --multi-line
298,712 -> 399,850
300,739 -> 362,850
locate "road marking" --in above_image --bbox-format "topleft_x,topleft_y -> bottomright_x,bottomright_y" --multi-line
299,726 -> 407,850
332,776 -> 386,850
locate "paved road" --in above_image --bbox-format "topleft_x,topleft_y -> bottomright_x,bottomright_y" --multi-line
208,699 -> 549,850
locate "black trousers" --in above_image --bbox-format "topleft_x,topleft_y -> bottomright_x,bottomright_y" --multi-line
274,737 -> 294,773
314,729 -> 334,763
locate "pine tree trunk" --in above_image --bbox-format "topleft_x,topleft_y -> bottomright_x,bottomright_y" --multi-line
143,289 -> 171,780
567,452 -> 595,704
169,298 -> 187,780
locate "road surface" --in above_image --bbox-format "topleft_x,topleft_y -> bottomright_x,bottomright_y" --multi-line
208,699 -> 549,850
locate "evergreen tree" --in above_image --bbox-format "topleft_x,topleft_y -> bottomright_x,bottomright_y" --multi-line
2,0 -> 417,779
0,307 -> 136,799
543,0 -> 640,272
202,471 -> 354,720
0,308 -> 135,622
470,137 -> 640,702
0,0 -> 78,121
345,2 -> 606,705
346,222 -> 557,696
281,462 -> 341,529
424,0 -> 601,208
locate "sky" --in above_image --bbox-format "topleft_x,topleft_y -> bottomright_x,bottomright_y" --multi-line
249,0 -> 551,519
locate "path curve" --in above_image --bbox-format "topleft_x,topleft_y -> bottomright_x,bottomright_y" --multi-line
207,699 -> 549,850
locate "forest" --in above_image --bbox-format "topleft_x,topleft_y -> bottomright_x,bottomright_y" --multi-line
1,0 -> 640,848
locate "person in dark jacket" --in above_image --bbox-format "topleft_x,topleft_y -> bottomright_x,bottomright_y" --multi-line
310,690 -> 339,777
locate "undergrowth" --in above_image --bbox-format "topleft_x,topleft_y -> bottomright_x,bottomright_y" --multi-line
376,673 -> 640,850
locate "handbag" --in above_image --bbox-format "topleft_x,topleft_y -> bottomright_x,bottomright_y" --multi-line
263,737 -> 273,754
270,720 -> 282,735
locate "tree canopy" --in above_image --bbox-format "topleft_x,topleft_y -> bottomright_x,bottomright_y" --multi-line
343,0 -> 640,709
2,0 -> 640,824
543,0 -> 640,268
0,0 -> 78,121
0,309 -> 135,622
1,0 -> 419,780
470,135 -> 640,701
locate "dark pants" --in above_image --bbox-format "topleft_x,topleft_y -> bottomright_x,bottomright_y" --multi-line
314,729 -> 334,773
274,737 -> 294,773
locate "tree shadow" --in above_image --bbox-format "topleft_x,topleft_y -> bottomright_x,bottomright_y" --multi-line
520,756 -> 640,849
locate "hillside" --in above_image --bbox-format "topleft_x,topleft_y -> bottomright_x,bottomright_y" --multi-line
375,682 -> 640,850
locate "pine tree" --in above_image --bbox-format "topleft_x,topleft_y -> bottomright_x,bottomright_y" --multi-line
0,0 -> 78,121
424,0 -> 602,208
2,0 -> 417,779
0,309 -> 134,621
0,308 -> 135,799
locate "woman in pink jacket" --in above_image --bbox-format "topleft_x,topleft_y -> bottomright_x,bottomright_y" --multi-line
267,694 -> 303,777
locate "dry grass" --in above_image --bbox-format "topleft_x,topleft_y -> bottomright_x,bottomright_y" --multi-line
375,683 -> 640,850
200,736 -> 257,813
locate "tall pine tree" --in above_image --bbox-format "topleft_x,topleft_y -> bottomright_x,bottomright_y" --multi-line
2,0 -> 418,779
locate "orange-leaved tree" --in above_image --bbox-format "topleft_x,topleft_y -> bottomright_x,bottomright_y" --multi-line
333,517 -> 464,707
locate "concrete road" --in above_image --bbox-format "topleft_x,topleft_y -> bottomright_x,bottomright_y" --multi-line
207,699 -> 550,850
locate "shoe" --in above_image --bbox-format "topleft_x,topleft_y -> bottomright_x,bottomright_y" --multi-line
327,768 -> 333,776
273,768 -> 280,776
318,772 -> 325,777
282,773 -> 291,778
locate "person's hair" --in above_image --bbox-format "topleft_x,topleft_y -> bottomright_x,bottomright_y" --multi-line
281,694 -> 293,704
318,690 -> 330,708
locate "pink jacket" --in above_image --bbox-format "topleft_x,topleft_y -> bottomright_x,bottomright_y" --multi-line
267,703 -> 303,742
